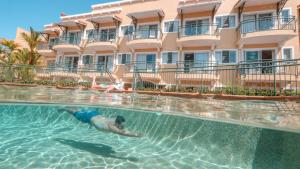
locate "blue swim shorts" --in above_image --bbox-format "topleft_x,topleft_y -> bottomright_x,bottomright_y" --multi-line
73,110 -> 101,123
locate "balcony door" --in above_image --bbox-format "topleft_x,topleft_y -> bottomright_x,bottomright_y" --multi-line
185,19 -> 209,36
258,13 -> 273,31
68,32 -> 81,45
242,14 -> 256,33
242,13 -> 273,33
184,52 -> 209,72
64,56 -> 79,72
138,25 -> 158,39
97,55 -> 113,72
184,53 -> 194,72
244,50 -> 275,74
136,54 -> 156,71
100,28 -> 116,42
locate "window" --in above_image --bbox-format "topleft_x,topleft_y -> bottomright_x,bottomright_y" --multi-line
185,19 -> 209,36
100,28 -> 116,41
82,55 -> 93,65
164,21 -> 179,33
215,50 -> 237,64
86,29 -> 96,41
216,15 -> 236,28
281,9 -> 291,24
282,48 -> 293,60
118,54 -> 131,64
162,52 -> 178,64
121,25 -> 134,36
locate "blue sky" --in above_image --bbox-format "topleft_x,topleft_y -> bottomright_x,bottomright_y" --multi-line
0,0 -> 118,40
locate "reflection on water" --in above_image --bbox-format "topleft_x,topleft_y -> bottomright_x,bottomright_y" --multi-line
0,85 -> 299,133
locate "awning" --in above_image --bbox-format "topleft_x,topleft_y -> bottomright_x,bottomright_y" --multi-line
127,9 -> 164,20
60,8 -> 122,21
55,20 -> 87,28
87,15 -> 122,24
235,0 -> 282,8
178,0 -> 221,13
42,29 -> 60,35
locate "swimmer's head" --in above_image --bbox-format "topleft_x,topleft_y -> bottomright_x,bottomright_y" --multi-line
115,115 -> 126,129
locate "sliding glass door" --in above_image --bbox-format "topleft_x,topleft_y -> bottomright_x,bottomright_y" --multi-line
185,19 -> 209,36
97,55 -> 113,72
64,56 -> 79,72
244,50 -> 275,74
136,54 -> 156,72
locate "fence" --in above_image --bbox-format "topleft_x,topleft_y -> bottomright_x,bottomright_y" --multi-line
0,59 -> 299,96
131,59 -> 300,96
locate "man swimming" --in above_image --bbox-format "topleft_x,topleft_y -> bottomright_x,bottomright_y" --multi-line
61,108 -> 141,138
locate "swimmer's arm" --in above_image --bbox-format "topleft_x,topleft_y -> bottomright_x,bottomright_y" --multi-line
58,108 -> 78,114
108,124 -> 142,138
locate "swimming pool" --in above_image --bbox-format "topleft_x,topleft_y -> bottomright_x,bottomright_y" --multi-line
0,86 -> 299,169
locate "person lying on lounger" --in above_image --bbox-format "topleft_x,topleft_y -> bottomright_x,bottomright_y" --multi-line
91,76 -> 124,93
61,108 -> 142,138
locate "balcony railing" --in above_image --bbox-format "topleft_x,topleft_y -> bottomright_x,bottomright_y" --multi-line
239,59 -> 299,75
55,37 -> 81,46
176,61 -> 218,73
128,29 -> 162,41
87,33 -> 117,43
37,43 -> 53,50
131,61 -> 160,72
238,16 -> 296,34
178,24 -> 219,38
46,63 -> 115,73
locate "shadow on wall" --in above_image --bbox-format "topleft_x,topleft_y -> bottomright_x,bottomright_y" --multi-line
54,138 -> 138,162
252,129 -> 300,169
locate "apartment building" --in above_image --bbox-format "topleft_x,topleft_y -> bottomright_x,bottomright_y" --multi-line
35,0 -> 299,88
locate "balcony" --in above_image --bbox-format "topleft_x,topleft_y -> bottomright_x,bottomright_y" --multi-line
238,16 -> 297,45
37,42 -> 56,57
85,32 -> 118,52
52,37 -> 82,53
127,29 -> 162,50
177,24 -> 220,47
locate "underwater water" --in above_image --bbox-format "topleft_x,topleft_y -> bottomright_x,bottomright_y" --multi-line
0,103 -> 300,169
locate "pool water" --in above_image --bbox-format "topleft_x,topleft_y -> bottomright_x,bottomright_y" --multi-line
1,103 -> 300,169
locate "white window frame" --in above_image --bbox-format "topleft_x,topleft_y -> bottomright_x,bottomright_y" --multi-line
120,25 -> 134,37
182,50 -> 212,62
117,53 -> 132,65
183,17 -> 212,35
214,13 -> 238,29
163,20 -> 179,33
137,22 -> 160,39
242,48 -> 278,62
81,54 -> 94,65
161,51 -> 179,65
214,49 -> 238,64
282,47 -> 294,60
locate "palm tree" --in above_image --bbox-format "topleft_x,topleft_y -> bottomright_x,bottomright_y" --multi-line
0,39 -> 19,82
21,27 -> 42,65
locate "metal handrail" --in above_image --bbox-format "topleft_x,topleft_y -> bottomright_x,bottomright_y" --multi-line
238,16 -> 296,34
55,36 -> 81,46
178,23 -> 219,38
129,28 -> 162,40
87,32 -> 117,43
